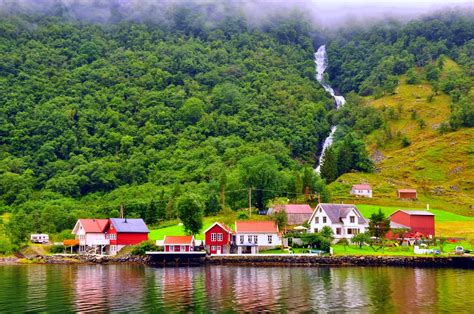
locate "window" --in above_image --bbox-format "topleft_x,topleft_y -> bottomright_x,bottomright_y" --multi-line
348,229 -> 352,235
109,233 -> 116,240
347,228 -> 359,235
268,235 -> 272,244
211,233 -> 216,241
169,245 -> 174,252
211,245 -> 216,251
314,228 -> 319,233
350,216 -> 355,223
240,236 -> 244,244
110,245 -> 115,252
315,217 -> 319,224
248,235 -> 252,243
254,235 -> 258,244
181,245 -> 186,251
336,228 -> 341,235
216,246 -> 221,252
323,217 -> 327,223
217,233 -> 223,241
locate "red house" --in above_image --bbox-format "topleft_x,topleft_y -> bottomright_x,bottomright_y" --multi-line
397,189 -> 417,199
389,210 -> 435,238
204,222 -> 234,254
164,235 -> 195,252
107,218 -> 149,255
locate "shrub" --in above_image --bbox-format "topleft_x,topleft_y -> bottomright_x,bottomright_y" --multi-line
49,245 -> 65,254
131,240 -> 160,256
0,237 -> 17,255
237,211 -> 249,220
401,136 -> 411,147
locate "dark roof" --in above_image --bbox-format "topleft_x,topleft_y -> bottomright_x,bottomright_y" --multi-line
109,218 -> 149,233
316,203 -> 367,225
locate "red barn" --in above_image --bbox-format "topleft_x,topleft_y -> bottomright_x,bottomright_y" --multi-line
107,218 -> 149,255
397,189 -> 417,199
390,210 -> 435,238
204,222 -> 234,254
164,235 -> 195,252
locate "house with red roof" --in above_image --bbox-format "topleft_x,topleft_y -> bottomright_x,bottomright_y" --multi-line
350,184 -> 372,198
72,219 -> 110,254
234,221 -> 281,254
388,210 -> 435,239
271,204 -> 313,225
397,189 -> 417,200
308,203 -> 368,239
107,218 -> 149,255
204,222 -> 234,254
163,235 -> 195,252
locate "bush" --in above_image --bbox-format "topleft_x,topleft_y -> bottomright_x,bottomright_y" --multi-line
131,240 -> 160,256
237,211 -> 249,220
401,136 -> 411,147
0,237 -> 17,255
49,245 -> 65,254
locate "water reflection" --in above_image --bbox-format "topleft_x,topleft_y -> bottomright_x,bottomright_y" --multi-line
0,265 -> 472,312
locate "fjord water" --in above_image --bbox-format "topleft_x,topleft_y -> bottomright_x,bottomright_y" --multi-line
0,265 -> 473,312
314,45 -> 346,173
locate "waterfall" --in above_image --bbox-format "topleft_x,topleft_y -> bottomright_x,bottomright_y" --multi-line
314,45 -> 346,173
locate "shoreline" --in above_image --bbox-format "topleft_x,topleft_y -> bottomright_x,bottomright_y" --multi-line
2,254 -> 473,269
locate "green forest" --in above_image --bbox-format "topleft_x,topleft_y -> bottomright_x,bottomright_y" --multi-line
0,4 -> 472,250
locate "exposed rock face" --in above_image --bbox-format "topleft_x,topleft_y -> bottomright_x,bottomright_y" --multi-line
371,150 -> 385,164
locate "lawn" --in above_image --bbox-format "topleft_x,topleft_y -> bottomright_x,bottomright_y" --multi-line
357,204 -> 474,240
149,219 -> 214,241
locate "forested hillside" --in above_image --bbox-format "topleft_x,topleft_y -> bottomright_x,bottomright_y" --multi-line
0,10 -> 340,246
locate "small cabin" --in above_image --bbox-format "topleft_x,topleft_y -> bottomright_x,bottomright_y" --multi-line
350,184 -> 372,198
30,234 -> 49,243
397,189 -> 417,199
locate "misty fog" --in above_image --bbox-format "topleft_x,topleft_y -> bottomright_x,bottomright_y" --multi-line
0,0 -> 472,27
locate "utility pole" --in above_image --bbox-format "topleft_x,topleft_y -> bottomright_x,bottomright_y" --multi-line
248,187 -> 252,217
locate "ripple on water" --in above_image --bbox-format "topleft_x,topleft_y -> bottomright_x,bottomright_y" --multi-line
0,265 -> 473,312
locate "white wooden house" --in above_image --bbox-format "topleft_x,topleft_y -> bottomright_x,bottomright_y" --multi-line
71,219 -> 110,254
308,204 -> 368,239
350,184 -> 372,198
234,221 -> 281,254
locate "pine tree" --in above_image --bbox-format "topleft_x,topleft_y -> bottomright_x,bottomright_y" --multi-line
320,147 -> 338,183
145,199 -> 158,225
156,190 -> 166,221
337,142 -> 353,176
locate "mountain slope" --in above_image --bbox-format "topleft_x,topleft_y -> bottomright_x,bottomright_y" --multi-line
330,64 -> 474,216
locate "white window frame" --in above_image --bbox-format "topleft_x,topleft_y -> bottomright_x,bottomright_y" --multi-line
211,245 -> 216,251
253,235 -> 258,244
211,233 -> 216,241
181,245 -> 186,251
240,235 -> 244,244
217,233 -> 223,241
315,217 -> 319,224
350,216 -> 355,223
323,217 -> 327,223
248,235 -> 252,243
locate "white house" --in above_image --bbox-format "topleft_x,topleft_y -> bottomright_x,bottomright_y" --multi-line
350,184 -> 372,198
234,221 -> 281,254
71,219 -> 110,254
308,204 -> 368,239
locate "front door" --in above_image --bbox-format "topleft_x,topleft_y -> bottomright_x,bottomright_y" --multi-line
216,246 -> 221,254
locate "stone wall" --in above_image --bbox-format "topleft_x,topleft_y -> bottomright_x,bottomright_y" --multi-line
206,254 -> 474,269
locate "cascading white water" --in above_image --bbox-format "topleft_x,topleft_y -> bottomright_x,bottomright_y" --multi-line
314,45 -> 346,173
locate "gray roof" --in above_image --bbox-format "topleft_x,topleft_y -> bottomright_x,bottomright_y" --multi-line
110,218 -> 149,233
318,203 -> 367,225
397,210 -> 434,216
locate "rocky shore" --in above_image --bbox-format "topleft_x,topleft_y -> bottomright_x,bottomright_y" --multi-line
2,254 -> 473,269
1,254 -> 150,265
206,254 -> 474,269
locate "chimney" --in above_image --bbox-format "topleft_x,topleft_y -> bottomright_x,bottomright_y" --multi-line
124,217 -> 127,223
426,204 -> 430,211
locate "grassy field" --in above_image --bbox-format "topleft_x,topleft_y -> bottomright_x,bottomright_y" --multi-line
357,204 -> 474,240
330,64 -> 474,216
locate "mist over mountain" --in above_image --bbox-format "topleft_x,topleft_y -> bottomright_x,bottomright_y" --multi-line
1,0 -> 473,27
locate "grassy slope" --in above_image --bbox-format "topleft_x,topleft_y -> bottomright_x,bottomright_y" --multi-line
330,60 -> 474,217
